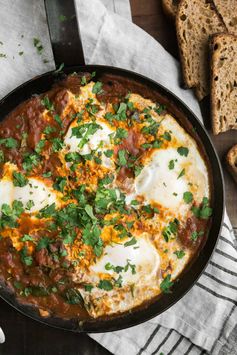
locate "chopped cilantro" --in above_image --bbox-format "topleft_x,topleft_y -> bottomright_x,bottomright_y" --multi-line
162,131 -> 171,141
20,246 -> 33,266
44,126 -> 56,135
177,168 -> 185,179
0,201 -> 24,229
191,230 -> 204,241
42,171 -> 52,178
52,138 -> 64,152
162,219 -> 179,242
21,234 -> 34,242
191,197 -> 212,219
53,177 -> 67,192
183,191 -> 193,204
33,37 -> 43,55
41,96 -> 54,111
174,250 -> 185,259
81,76 -> 87,85
71,122 -> 101,149
25,200 -> 34,211
65,288 -> 83,305
54,114 -> 63,126
35,139 -> 45,154
0,137 -> 18,149
168,160 -> 175,170
13,172 -> 28,187
38,203 -> 56,218
92,81 -> 103,94
113,128 -> 128,144
117,149 -> 127,166
98,279 -> 113,291
124,237 -> 137,247
36,237 -> 51,251
177,146 -> 189,157
134,164 -> 143,177
84,284 -> 93,292
104,149 -> 113,158
82,224 -> 103,257
160,274 -> 173,293
23,153 -> 39,172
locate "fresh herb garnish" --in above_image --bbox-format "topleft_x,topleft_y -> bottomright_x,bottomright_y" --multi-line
20,246 -> 33,266
177,168 -> 185,179
160,274 -> 173,293
13,171 -> 28,187
98,279 -> 113,291
177,146 -> 189,157
174,250 -> 185,259
183,191 -> 193,204
191,197 -> 212,219
0,137 -> 18,149
162,219 -> 179,242
92,81 -> 103,94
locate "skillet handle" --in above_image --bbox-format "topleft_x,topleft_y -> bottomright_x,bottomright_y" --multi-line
44,0 -> 85,67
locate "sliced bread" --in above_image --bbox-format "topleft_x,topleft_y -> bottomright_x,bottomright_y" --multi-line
226,144 -> 237,184
162,0 -> 180,20
176,0 -> 226,101
211,33 -> 237,134
213,0 -> 237,35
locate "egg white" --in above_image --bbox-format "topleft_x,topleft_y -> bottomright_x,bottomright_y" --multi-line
90,236 -> 160,286
64,119 -> 115,168
0,164 -> 60,214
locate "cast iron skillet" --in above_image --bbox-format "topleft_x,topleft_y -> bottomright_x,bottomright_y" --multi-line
0,0 -> 224,333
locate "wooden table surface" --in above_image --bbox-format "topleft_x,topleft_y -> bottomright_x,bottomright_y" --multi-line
1,1 -> 236,354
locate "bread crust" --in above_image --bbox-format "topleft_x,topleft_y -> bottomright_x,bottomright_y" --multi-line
210,32 -> 237,134
176,0 -> 226,101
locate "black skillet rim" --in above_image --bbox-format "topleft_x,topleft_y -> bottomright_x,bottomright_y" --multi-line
0,65 -> 225,333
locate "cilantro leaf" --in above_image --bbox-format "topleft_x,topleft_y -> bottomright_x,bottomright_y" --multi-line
53,177 -> 67,192
160,274 -> 173,293
124,237 -> 137,247
174,250 -> 185,259
168,160 -> 175,170
92,81 -> 103,94
191,197 -> 212,219
0,137 -> 18,149
65,288 -> 83,305
162,131 -> 171,141
41,96 -> 54,111
13,172 -> 28,187
98,280 -> 113,291
177,146 -> 189,157
183,191 -> 193,204
117,149 -> 127,166
177,168 -> 185,179
162,219 -> 179,242
20,246 -> 33,266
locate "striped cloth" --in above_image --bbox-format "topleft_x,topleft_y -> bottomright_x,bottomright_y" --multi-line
0,0 -> 236,353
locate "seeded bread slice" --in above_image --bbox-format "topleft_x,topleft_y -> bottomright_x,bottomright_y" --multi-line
213,0 -> 237,35
162,0 -> 180,20
211,33 -> 237,134
226,144 -> 237,184
176,0 -> 226,101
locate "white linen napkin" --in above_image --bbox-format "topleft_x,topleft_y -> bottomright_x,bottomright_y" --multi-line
0,0 -> 236,354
